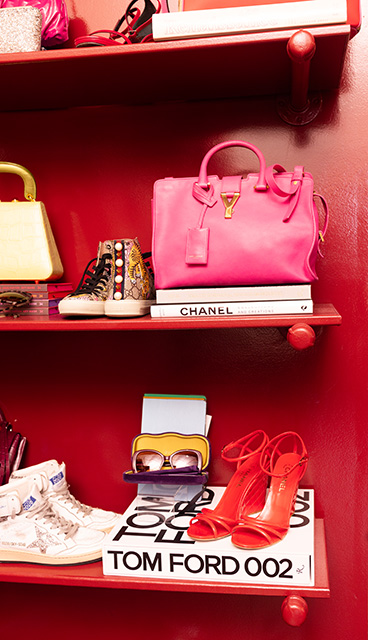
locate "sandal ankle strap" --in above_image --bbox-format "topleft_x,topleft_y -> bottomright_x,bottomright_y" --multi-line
260,431 -> 308,478
221,430 -> 268,469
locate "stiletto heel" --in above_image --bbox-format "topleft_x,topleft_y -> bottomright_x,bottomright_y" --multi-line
187,430 -> 269,541
231,431 -> 308,550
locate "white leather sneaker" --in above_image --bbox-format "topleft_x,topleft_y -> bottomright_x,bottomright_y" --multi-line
11,460 -> 121,533
0,477 -> 105,565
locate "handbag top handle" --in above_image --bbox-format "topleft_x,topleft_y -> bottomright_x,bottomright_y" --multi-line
0,162 -> 37,201
197,140 -> 267,191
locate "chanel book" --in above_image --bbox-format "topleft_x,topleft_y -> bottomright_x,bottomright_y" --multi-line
156,283 -> 312,305
150,299 -> 313,318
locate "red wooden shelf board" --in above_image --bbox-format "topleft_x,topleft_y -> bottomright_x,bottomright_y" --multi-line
0,519 -> 329,597
0,303 -> 341,332
0,24 -> 350,111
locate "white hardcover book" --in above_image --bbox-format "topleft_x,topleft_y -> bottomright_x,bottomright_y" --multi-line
151,299 -> 313,317
103,487 -> 315,586
141,393 -> 207,435
156,283 -> 312,304
152,0 -> 347,41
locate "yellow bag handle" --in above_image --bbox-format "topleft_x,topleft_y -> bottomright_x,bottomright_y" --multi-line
0,162 -> 37,201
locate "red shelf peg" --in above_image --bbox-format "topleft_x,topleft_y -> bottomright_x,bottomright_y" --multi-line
281,595 -> 309,626
287,323 -> 316,350
277,29 -> 322,125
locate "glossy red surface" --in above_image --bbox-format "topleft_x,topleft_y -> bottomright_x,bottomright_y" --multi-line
281,595 -> 309,626
0,0 -> 367,638
0,302 -> 341,332
287,322 -> 317,350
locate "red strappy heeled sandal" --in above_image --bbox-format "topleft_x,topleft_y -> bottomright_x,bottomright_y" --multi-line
231,431 -> 308,550
74,0 -> 161,47
187,430 -> 269,541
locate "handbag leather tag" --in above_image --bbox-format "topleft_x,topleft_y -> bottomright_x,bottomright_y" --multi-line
186,227 -> 209,264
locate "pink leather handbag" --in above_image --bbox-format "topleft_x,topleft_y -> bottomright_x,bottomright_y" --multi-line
152,140 -> 328,290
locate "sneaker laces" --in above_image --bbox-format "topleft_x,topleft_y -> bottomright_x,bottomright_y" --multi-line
27,501 -> 79,540
56,485 -> 92,517
73,253 -> 112,297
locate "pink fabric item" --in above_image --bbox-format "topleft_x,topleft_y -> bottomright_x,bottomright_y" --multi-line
0,0 -> 68,47
152,140 -> 328,290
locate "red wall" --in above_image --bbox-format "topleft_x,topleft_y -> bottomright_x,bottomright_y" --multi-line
0,2 -> 367,638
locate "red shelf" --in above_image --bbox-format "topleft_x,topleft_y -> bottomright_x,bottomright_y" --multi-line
0,303 -> 341,332
0,24 -> 351,112
0,519 -> 329,597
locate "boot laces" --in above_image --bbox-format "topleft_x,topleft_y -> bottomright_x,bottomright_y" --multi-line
74,253 -> 112,296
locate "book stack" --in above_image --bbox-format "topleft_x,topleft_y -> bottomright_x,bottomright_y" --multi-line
152,0 -> 348,41
150,283 -> 313,318
0,282 -> 73,316
103,487 -> 315,586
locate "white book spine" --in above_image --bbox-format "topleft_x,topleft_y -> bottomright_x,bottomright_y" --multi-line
151,299 -> 313,317
152,0 -> 347,41
156,284 -> 312,304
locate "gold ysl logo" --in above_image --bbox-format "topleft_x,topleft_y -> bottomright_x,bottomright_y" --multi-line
221,192 -> 240,218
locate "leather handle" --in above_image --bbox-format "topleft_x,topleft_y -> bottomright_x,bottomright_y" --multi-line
197,140 -> 267,191
0,162 -> 37,200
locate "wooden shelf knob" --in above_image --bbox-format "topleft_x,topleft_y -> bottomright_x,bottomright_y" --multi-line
281,595 -> 309,626
287,30 -> 316,111
287,29 -> 316,64
287,323 -> 316,350
277,28 -> 321,125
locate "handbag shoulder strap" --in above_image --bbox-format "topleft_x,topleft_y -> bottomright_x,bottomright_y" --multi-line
267,165 -> 329,246
266,164 -> 304,198
314,192 -> 329,255
266,164 -> 305,221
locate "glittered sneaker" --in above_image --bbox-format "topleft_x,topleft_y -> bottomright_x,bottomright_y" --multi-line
104,238 -> 155,317
10,460 -> 121,533
58,240 -> 114,316
0,477 -> 105,565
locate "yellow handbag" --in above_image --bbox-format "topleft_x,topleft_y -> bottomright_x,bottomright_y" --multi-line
0,162 -> 64,281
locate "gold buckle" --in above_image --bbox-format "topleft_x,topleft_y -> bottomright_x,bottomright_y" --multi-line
221,192 -> 240,219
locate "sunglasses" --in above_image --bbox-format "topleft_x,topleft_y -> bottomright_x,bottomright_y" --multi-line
132,448 -> 203,473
